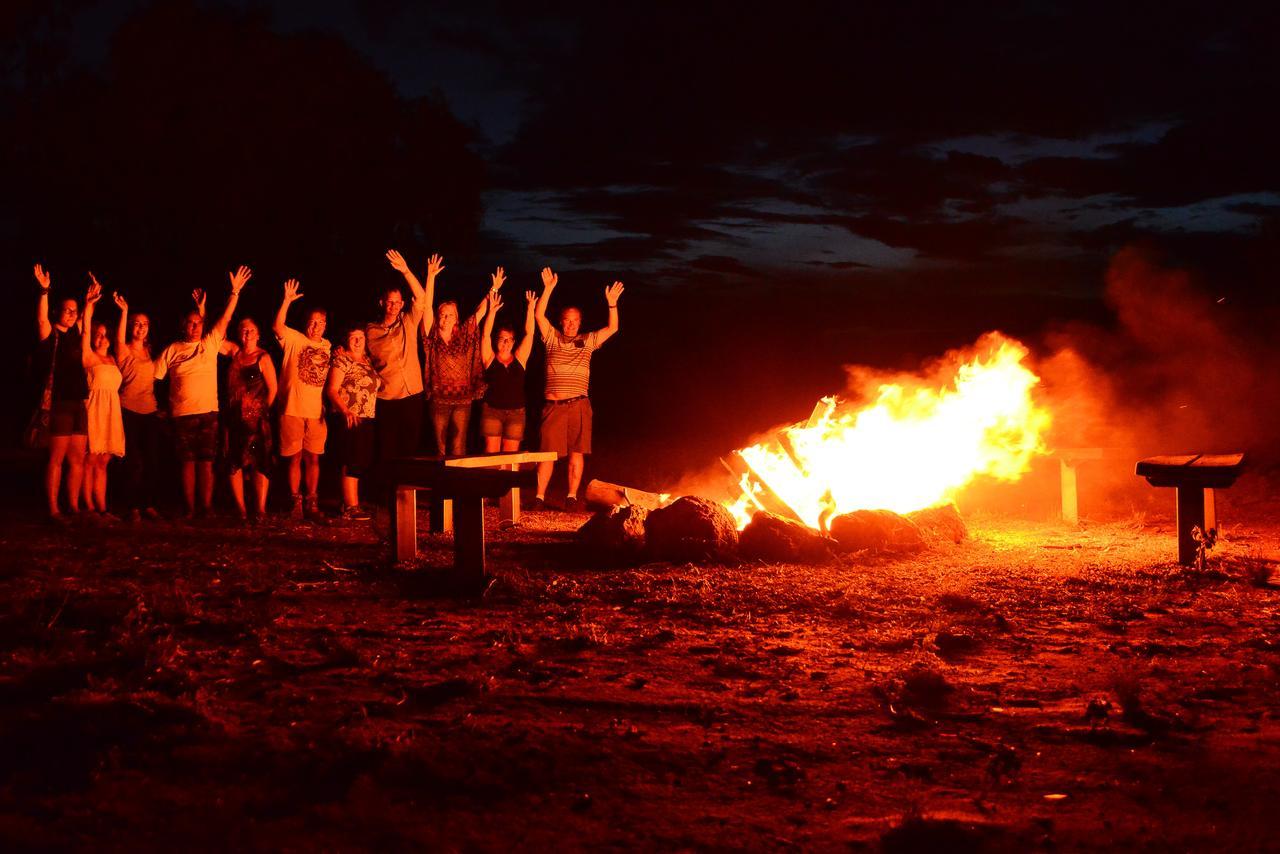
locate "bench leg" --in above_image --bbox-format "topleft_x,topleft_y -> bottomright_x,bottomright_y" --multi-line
499,463 -> 520,525
394,487 -> 417,562
453,496 -> 485,583
1060,458 -> 1079,525
429,497 -> 454,533
1175,486 -> 1208,566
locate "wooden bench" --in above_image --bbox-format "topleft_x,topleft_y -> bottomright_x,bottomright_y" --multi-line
384,452 -> 558,579
1136,453 -> 1245,565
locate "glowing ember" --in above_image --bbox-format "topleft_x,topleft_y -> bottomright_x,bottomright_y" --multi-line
725,333 -> 1051,529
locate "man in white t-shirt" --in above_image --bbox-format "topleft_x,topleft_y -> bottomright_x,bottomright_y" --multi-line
154,265 -> 251,517
273,278 -> 332,521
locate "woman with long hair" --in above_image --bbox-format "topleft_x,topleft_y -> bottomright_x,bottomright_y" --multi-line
222,317 -> 277,522
326,325 -> 382,520
80,276 -> 125,520
111,290 -> 162,521
478,288 -> 537,452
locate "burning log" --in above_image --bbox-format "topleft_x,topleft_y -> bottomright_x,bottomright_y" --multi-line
739,510 -> 836,564
645,496 -> 739,562
905,504 -> 967,544
577,505 -> 649,557
720,454 -> 806,526
583,479 -> 671,511
828,509 -> 925,553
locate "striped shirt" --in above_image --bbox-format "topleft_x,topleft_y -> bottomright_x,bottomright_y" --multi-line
543,329 -> 600,399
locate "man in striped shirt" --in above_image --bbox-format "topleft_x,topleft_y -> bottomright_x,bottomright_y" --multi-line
533,266 -> 624,511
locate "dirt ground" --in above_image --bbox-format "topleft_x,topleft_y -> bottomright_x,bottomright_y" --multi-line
2,475 -> 1279,851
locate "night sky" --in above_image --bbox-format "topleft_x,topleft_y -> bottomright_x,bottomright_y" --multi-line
5,0 -> 1279,479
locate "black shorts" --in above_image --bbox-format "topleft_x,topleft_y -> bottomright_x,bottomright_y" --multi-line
49,399 -> 87,437
334,418 -> 376,478
173,412 -> 219,462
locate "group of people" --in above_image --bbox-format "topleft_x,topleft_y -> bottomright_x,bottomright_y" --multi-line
31,251 -> 624,525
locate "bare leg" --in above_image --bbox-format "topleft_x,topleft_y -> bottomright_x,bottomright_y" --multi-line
288,454 -> 302,496
82,453 -> 96,511
46,436 -> 69,516
65,435 -> 86,513
484,436 -> 502,453
229,469 -> 247,516
566,452 -> 584,499
92,456 -> 109,511
181,461 -> 197,514
197,461 -> 215,511
536,460 -> 554,500
341,473 -> 360,508
501,438 -> 520,453
303,451 -> 321,498
253,471 -> 269,515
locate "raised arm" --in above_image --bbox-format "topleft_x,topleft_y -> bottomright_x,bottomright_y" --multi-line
112,291 -> 130,355
401,252 -> 443,337
385,249 -> 427,304
534,266 -> 557,339
470,266 -> 504,326
593,281 -> 624,346
516,290 -> 537,367
191,288 -> 206,318
480,290 -> 502,367
35,264 -> 52,340
81,276 -> 102,367
274,278 -> 302,338
211,265 -> 251,339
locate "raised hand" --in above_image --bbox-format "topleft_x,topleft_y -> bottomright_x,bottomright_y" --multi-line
386,249 -> 410,274
540,267 -> 558,290
488,290 -> 504,314
228,265 -> 252,295
604,281 -> 625,306
85,276 -> 103,306
191,288 -> 207,314
490,266 -> 506,294
112,291 -> 128,311
525,289 -> 537,307
426,253 -> 445,278
34,264 -> 51,290
283,278 -> 303,303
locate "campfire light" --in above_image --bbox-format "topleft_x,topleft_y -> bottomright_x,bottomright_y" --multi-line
725,333 -> 1051,529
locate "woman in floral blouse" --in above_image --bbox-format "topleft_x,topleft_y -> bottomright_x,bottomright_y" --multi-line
326,326 -> 382,520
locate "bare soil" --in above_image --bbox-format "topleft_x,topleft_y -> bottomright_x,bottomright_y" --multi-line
2,479 -> 1279,850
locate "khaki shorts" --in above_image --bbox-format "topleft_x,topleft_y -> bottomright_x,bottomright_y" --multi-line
539,397 -> 591,455
279,414 -> 328,456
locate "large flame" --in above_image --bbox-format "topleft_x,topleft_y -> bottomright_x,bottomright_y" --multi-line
725,333 -> 1051,529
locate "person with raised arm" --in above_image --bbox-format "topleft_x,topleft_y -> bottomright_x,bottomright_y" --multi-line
478,286 -> 537,452
532,267 -> 624,511
423,267 -> 496,455
33,263 -> 88,523
79,275 -> 125,521
273,278 -> 331,522
221,317 -> 277,523
153,265 -> 250,519
111,290 -> 162,522
368,250 -> 438,461
326,325 -> 382,521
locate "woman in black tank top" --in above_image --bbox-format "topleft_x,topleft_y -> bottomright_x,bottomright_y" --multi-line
478,287 -> 537,452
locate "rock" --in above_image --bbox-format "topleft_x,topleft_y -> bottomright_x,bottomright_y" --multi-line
645,496 -> 739,562
907,503 -> 967,543
577,505 -> 648,556
828,509 -> 925,553
739,510 -> 835,563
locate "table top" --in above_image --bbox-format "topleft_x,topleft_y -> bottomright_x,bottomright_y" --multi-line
1135,453 -> 1245,488
393,451 -> 559,469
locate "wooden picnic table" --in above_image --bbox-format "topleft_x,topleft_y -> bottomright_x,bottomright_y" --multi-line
384,451 -> 558,578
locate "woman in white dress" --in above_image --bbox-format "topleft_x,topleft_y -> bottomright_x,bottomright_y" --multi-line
80,276 -> 125,519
